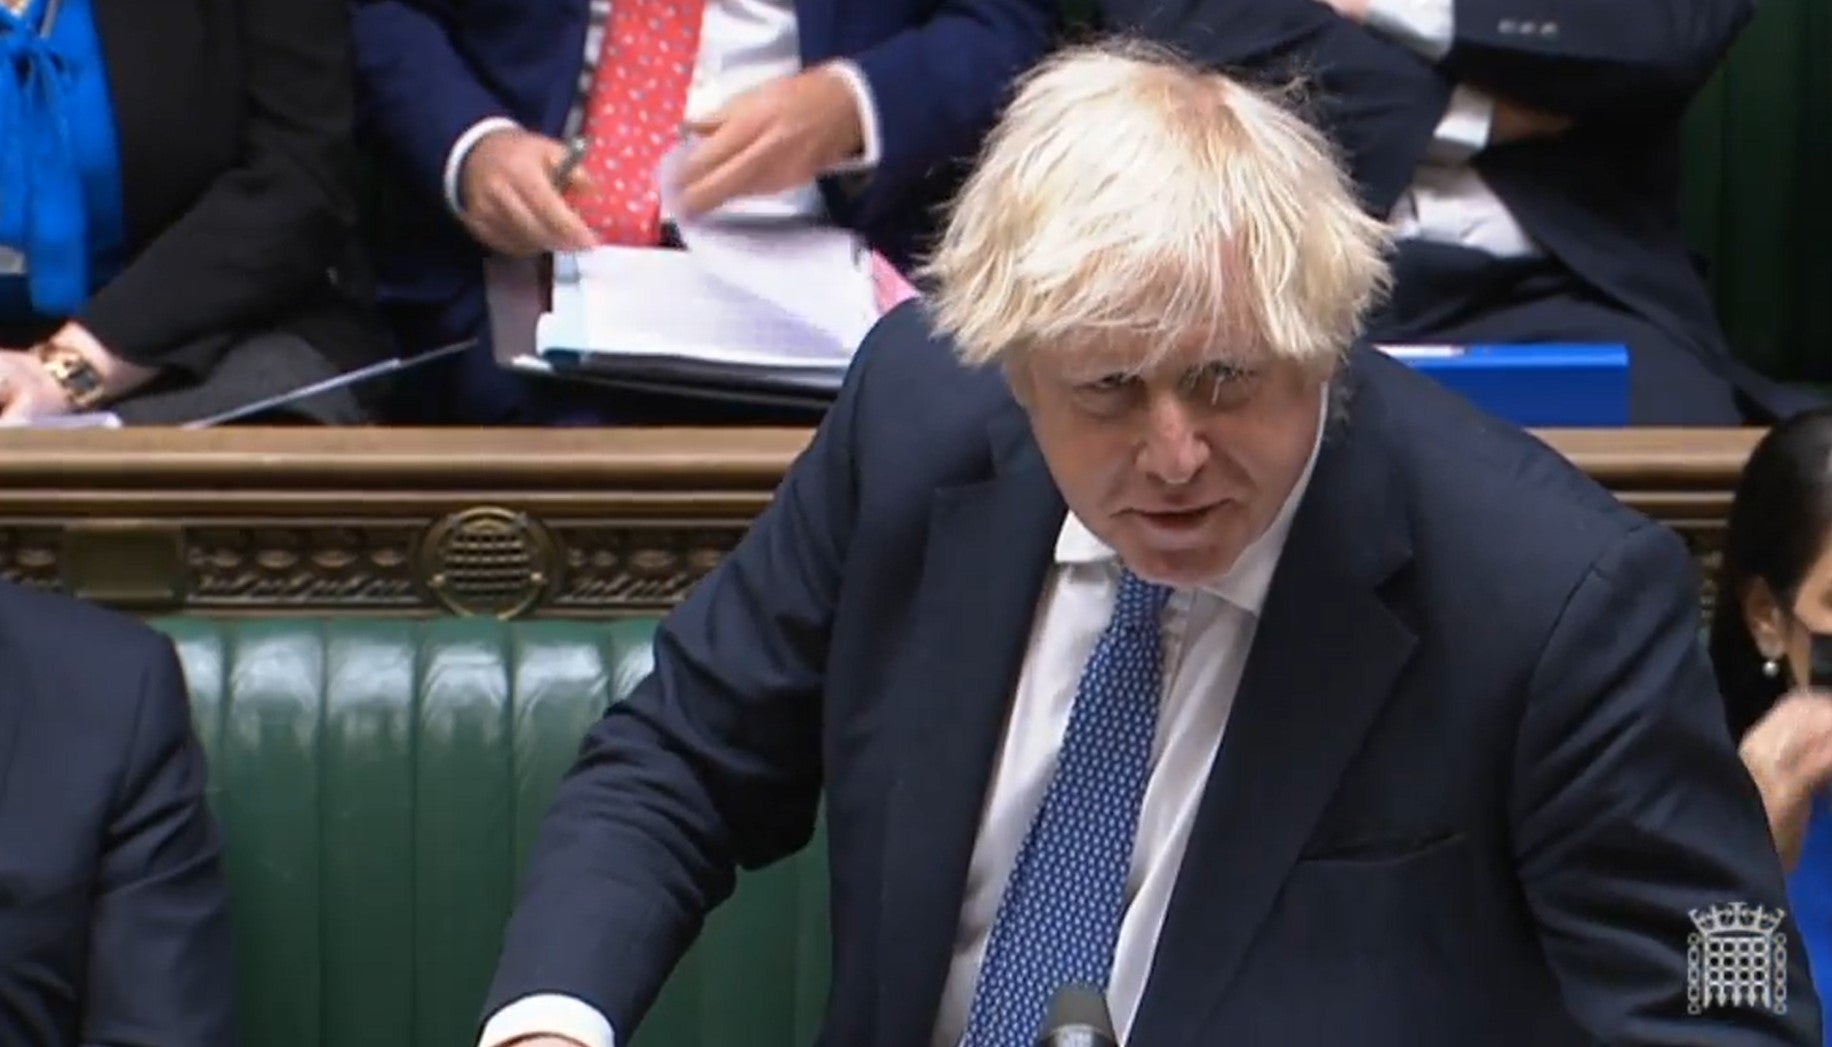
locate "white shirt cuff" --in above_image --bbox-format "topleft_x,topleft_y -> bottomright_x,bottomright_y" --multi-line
477,993 -> 616,1047
821,60 -> 882,174
1427,84 -> 1495,164
444,116 -> 523,216
1365,0 -> 1454,60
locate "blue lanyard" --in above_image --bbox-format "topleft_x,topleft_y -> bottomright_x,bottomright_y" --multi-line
0,0 -> 90,316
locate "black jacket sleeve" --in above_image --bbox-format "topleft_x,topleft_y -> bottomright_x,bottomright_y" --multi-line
78,0 -> 363,367
1100,0 -> 1457,216
1443,0 -> 1755,120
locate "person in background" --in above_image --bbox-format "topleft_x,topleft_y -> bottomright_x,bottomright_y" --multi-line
351,0 -> 1058,426
1100,0 -> 1815,425
1711,405 -> 1832,1044
0,0 -> 389,426
0,579 -> 239,1044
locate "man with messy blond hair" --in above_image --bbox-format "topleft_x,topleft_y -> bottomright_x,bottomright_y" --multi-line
480,43 -> 1815,1047
928,40 -> 1388,380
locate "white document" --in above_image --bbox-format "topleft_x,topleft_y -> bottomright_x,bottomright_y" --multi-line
0,411 -> 122,429
536,141 -> 880,375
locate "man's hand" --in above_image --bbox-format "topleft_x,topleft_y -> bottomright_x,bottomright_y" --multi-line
1738,691 -> 1832,871
675,66 -> 865,217
0,349 -> 74,423
459,128 -> 599,257
1490,98 -> 1574,144
1314,0 -> 1370,22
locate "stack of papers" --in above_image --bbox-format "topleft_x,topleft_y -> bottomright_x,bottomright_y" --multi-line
519,144 -> 884,408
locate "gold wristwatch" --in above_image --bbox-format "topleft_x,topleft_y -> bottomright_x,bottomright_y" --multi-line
32,341 -> 108,410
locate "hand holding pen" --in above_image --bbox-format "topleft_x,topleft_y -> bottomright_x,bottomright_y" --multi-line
455,127 -> 599,258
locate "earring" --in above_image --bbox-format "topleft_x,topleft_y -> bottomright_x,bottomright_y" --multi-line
1763,658 -> 1782,679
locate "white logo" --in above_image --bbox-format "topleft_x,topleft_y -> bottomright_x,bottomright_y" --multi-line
1687,902 -> 1788,1015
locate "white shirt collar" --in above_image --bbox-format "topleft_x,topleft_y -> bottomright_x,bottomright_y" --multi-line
1050,384 -> 1327,615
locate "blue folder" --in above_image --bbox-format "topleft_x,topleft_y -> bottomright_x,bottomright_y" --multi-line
1381,343 -> 1629,427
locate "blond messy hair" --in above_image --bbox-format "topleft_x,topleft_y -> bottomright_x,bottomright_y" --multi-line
921,39 -> 1392,376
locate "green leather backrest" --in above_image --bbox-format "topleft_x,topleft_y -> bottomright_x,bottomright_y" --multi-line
150,618 -> 831,1047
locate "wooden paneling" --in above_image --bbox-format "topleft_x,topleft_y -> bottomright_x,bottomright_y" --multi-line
0,427 -> 1762,618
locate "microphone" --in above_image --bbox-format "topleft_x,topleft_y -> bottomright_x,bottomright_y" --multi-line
1034,984 -> 1120,1047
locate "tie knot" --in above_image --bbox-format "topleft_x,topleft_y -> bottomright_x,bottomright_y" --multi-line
1112,569 -> 1171,629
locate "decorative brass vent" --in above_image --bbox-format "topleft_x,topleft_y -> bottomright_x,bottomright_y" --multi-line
420,508 -> 559,618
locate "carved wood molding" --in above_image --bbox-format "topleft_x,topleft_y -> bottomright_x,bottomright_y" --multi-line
0,426 -> 1764,619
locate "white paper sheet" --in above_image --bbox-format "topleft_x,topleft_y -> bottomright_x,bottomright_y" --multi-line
0,411 -> 122,429
536,141 -> 879,376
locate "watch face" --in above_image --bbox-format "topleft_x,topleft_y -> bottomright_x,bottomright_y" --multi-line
39,347 -> 104,406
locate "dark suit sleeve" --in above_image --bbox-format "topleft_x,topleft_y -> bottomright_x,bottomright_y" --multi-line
1511,521 -> 1820,1043
81,636 -> 239,1047
845,0 -> 1057,216
482,316 -> 891,1035
76,0 -> 362,369
350,0 -> 517,207
1442,0 -> 1754,120
1099,0 -> 1456,216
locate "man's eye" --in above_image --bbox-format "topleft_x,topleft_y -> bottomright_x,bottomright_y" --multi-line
1194,362 -> 1247,384
1085,373 -> 1135,392
1184,362 -> 1259,405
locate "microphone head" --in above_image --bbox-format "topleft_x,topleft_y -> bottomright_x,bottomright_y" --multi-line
1035,984 -> 1119,1047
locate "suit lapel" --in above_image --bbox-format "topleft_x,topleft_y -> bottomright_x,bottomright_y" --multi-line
874,409 -> 1066,1047
1127,383 -> 1419,1046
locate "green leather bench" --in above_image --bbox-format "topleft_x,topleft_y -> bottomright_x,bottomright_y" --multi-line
153,617 -> 831,1047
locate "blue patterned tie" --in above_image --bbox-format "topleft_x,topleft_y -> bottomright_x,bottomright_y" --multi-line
962,568 -> 1172,1045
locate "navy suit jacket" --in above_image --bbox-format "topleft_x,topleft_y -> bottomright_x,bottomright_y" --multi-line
350,0 -> 1056,320
0,583 -> 238,1045
1099,0 -> 1814,419
487,305 -> 1819,1044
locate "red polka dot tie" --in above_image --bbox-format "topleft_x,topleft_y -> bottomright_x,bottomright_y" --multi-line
571,0 -> 704,245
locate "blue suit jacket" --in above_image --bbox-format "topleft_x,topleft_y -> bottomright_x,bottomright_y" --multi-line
351,0 -> 1056,314
0,583 -> 238,1045
487,305 -> 1820,1044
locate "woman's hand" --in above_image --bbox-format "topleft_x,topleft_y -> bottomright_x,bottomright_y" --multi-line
0,349 -> 76,422
0,322 -> 158,422
1739,691 -> 1832,870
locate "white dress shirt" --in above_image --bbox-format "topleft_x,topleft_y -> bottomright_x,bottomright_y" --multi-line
483,392 -> 1324,1047
929,392 -> 1325,1045
1367,0 -> 1541,258
442,0 -> 882,222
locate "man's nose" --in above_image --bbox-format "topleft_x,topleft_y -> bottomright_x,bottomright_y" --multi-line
1137,392 -> 1209,486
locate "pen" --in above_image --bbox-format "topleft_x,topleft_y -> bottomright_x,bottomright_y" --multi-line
551,136 -> 588,191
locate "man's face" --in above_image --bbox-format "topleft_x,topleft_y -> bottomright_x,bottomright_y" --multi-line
1013,334 -> 1326,588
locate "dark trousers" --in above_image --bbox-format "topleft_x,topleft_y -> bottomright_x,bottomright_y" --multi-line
1364,241 -> 1743,426
111,331 -> 369,425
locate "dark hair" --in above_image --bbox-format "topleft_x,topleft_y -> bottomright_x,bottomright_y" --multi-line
1711,406 -> 1832,740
